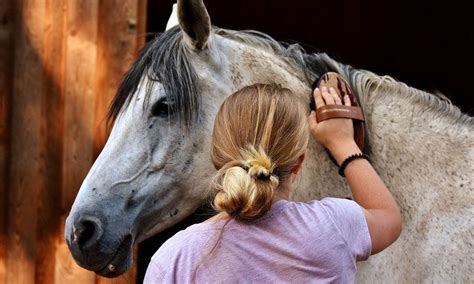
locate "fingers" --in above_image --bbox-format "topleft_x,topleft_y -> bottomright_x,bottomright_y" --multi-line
329,88 -> 342,105
314,86 -> 350,108
320,87 -> 335,105
313,88 -> 325,109
343,94 -> 352,106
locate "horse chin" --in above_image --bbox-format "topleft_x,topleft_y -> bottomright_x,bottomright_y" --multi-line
95,235 -> 133,278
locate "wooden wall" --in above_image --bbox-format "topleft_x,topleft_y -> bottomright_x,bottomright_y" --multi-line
0,0 -> 146,283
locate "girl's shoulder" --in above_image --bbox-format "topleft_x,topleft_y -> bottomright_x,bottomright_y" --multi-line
149,223 -> 216,264
281,197 -> 357,218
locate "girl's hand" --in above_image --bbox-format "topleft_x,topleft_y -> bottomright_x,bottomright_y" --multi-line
307,86 -> 356,153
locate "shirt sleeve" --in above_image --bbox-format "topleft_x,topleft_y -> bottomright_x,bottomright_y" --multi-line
143,259 -> 166,284
320,198 -> 372,261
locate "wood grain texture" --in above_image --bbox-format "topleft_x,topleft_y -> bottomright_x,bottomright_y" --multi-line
0,0 -> 13,282
6,0 -> 46,283
61,0 -> 98,216
2,0 -> 145,282
35,0 -> 67,283
93,0 -> 145,158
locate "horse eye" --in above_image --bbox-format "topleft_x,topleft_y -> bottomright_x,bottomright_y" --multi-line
151,98 -> 174,117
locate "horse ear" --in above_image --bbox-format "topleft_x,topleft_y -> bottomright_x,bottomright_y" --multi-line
166,4 -> 179,31
177,0 -> 211,50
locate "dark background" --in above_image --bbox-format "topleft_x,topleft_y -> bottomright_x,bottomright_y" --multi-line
147,0 -> 474,115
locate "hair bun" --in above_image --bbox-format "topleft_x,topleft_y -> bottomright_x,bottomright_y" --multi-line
242,146 -> 276,181
212,146 -> 280,221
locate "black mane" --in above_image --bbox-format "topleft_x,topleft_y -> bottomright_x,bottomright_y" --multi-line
108,26 -> 199,127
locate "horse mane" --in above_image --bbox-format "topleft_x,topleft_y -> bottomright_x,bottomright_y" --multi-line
347,70 -> 474,127
109,26 -> 199,127
214,28 -> 337,84
216,28 -> 473,127
108,26 -> 473,128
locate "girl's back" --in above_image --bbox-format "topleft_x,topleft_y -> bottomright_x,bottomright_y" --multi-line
145,198 -> 371,283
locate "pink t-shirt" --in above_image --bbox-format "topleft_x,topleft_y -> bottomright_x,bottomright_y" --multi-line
144,198 -> 371,283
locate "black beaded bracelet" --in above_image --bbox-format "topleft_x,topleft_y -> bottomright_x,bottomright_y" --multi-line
338,153 -> 370,177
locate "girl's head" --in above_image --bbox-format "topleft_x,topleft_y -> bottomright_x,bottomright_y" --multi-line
210,84 -> 309,221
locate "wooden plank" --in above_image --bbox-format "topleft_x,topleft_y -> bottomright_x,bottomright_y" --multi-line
6,0 -> 46,283
0,0 -> 14,282
61,0 -> 99,213
34,0 -> 67,283
137,0 -> 147,42
57,0 -> 99,283
93,0 -> 146,158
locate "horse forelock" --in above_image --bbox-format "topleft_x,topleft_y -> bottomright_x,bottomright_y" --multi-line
108,26 -> 200,128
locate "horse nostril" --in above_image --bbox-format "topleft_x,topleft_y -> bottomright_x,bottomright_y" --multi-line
78,220 -> 95,246
73,217 -> 103,249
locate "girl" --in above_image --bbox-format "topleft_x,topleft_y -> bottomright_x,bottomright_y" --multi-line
144,76 -> 401,283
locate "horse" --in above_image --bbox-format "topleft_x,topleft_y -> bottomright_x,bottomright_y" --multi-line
65,0 -> 474,282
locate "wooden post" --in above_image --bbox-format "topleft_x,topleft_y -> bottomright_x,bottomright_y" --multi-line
35,0 -> 67,283
93,0 -> 147,158
0,0 -> 14,282
6,0 -> 46,282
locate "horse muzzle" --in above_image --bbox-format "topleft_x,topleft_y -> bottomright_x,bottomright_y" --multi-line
65,212 -> 134,278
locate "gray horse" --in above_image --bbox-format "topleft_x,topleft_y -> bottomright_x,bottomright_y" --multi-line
65,0 -> 474,282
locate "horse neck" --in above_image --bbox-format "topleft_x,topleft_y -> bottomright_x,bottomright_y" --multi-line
348,68 -> 473,140
345,69 -> 473,201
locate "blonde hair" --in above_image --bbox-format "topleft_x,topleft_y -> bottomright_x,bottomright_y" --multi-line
210,84 -> 309,221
